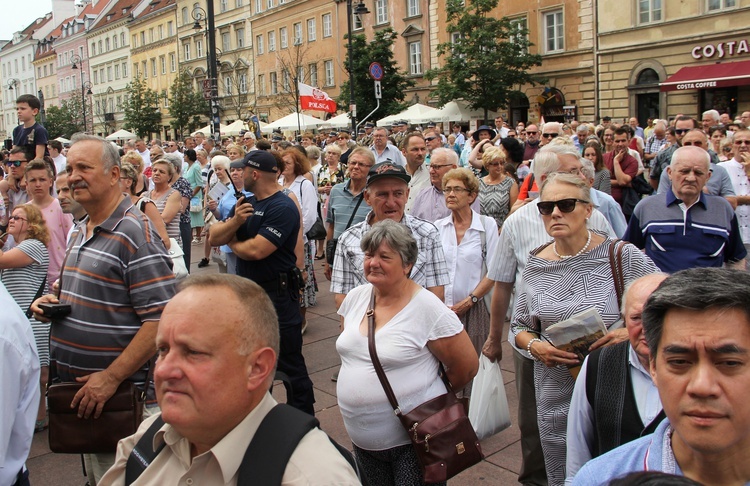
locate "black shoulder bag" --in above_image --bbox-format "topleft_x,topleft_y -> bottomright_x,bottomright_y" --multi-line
325,192 -> 364,265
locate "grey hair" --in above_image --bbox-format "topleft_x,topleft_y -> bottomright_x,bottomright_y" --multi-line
620,272 -> 669,316
431,147 -> 459,166
532,143 -> 584,181
324,144 -> 342,156
71,133 -> 121,171
542,121 -> 563,134
540,172 -> 591,202
178,274 -> 280,359
670,145 -> 710,168
125,140 -> 136,149
306,146 -> 321,159
243,132 -> 257,140
162,152 -> 184,175
211,155 -> 231,172
360,219 -> 418,270
580,157 -> 595,181
374,127 -> 389,136
702,109 -> 720,122
643,268 -> 750,361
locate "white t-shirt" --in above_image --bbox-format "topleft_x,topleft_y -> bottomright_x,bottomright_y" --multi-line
336,283 -> 463,451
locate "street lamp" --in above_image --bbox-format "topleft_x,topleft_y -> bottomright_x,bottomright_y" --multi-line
346,0 -> 369,135
7,79 -> 20,125
71,55 -> 93,133
192,5 -> 220,142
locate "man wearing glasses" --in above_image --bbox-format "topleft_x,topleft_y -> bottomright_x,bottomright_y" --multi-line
718,129 -> 750,266
649,115 -> 696,191
516,122 -> 563,201
164,141 -> 180,154
411,147 -> 479,222
0,148 -> 30,228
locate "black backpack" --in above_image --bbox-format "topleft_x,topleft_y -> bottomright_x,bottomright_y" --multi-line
124,404 -> 361,485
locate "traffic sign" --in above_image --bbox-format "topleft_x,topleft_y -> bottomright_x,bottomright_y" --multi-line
369,62 -> 383,81
374,81 -> 382,99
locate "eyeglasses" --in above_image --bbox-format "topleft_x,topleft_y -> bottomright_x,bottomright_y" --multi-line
526,131 -> 538,135
675,129 -> 691,135
442,187 -> 471,195
541,133 -> 559,139
424,136 -> 438,142
487,161 -> 502,166
682,141 -> 705,147
9,215 -> 27,222
537,198 -> 590,215
430,163 -> 454,170
4,160 -> 25,167
734,140 -> 750,146
348,161 -> 372,168
507,134 -> 516,138
723,146 -> 733,152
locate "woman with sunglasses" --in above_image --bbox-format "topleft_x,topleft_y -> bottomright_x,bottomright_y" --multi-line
0,204 -> 50,432
478,147 -> 518,230
511,173 -> 657,486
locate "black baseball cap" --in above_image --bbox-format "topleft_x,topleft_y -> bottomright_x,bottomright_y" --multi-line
366,162 -> 411,187
230,150 -> 278,172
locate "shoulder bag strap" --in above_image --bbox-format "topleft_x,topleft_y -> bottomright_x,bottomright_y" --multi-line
608,239 -> 626,308
344,193 -> 364,231
366,290 -> 403,412
124,415 -> 167,485
26,276 -> 47,318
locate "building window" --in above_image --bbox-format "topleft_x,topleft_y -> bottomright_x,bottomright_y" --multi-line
236,28 -> 245,48
638,0 -> 662,23
544,9 -> 564,53
708,0 -> 735,10
123,63 -> 128,77
222,32 -> 231,51
282,70 -> 291,92
280,27 -> 288,48
255,0 -> 263,13
170,53 -> 176,72
268,31 -> 276,51
407,0 -> 420,17
307,64 -> 318,86
258,74 -> 265,95
409,41 -> 422,75
375,0 -> 388,24
196,39 -> 204,58
91,42 -> 96,55
236,0 -> 243,6
121,32 -> 126,46
182,7 -> 189,24
184,43 -> 191,60
307,19 -> 316,41
270,72 -> 278,94
142,61 -> 147,78
225,76 -> 232,95
293,23 -> 302,45
256,34 -> 265,54
160,56 -> 166,74
150,59 -> 156,77
239,73 -> 247,93
220,0 -> 228,12
140,32 -> 145,46
158,25 -> 163,40
168,21 -> 174,36
323,13 -> 332,37
324,60 -> 334,86
149,28 -> 154,43
105,38 -> 110,51
267,0 -> 275,9
107,66 -> 112,81
94,70 -> 99,84
353,11 -> 362,29
115,64 -> 120,79
113,35 -> 118,48
510,17 -> 528,53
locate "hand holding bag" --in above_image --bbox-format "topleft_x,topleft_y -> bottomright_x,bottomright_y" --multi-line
168,238 -> 189,279
468,355 -> 511,440
366,291 -> 484,483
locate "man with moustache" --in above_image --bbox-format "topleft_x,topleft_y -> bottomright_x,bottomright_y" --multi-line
55,171 -> 87,241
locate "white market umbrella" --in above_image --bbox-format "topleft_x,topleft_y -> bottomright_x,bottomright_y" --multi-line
54,136 -> 70,144
105,129 -> 137,141
326,112 -> 353,128
222,120 -> 248,136
265,112 -> 325,131
191,124 -> 229,137
377,103 -> 442,126
413,100 -> 498,123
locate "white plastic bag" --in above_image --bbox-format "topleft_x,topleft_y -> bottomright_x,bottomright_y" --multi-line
468,355 -> 511,440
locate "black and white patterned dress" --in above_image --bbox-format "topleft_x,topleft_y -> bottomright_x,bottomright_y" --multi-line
511,237 -> 657,486
479,177 -> 513,229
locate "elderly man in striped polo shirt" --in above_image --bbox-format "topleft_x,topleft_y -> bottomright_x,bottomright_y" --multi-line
32,134 -> 176,485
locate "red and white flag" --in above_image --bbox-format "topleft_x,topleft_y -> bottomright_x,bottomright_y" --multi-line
298,82 -> 337,113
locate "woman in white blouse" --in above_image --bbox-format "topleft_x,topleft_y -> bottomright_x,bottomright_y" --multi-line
435,168 -> 498,369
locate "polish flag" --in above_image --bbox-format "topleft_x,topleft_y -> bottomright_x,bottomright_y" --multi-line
299,82 -> 337,113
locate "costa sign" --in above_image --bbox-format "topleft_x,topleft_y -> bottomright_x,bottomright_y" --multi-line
692,40 -> 750,59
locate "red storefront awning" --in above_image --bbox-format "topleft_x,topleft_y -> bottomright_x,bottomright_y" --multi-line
660,60 -> 750,92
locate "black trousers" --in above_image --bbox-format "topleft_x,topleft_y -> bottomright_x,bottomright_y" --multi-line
179,220 -> 192,271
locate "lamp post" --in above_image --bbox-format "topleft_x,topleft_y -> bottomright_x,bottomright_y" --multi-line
7,79 -> 20,125
346,0 -> 369,135
71,55 -> 92,133
192,5 -> 220,143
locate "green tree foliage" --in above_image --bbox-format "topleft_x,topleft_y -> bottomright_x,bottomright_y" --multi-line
169,70 -> 209,138
426,0 -> 545,120
123,77 -> 163,139
44,97 -> 88,138
338,28 -> 414,122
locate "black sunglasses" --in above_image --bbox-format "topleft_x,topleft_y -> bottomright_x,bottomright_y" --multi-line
424,136 -> 438,142
675,128 -> 690,135
4,160 -> 25,167
537,198 -> 589,215
541,133 -> 559,139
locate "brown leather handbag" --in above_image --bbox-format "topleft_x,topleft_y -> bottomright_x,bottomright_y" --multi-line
47,381 -> 145,454
366,291 -> 484,483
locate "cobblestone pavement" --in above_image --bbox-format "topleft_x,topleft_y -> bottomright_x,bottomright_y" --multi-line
27,243 -> 523,485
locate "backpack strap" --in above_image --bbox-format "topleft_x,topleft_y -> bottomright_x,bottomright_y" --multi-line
125,416 -> 167,485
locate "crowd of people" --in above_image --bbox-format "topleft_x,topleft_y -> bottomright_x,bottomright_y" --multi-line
2,92 -> 750,486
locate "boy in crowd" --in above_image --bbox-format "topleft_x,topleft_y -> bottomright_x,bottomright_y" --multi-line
12,95 -> 49,161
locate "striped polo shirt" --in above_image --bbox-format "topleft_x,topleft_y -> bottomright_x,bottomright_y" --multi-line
624,191 -> 747,273
51,197 -> 176,386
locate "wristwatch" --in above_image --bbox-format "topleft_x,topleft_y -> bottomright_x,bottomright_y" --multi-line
469,294 -> 479,304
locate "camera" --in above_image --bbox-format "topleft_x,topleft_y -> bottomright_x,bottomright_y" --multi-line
38,303 -> 72,319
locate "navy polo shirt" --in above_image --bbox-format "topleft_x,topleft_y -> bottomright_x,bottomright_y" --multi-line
624,190 -> 746,273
